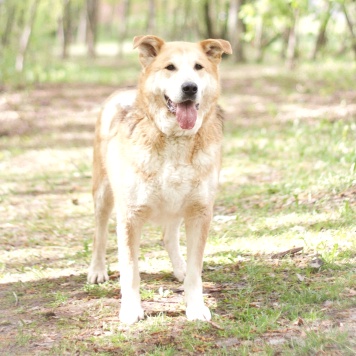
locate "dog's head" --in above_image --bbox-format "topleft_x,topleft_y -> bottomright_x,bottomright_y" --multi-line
133,36 -> 232,135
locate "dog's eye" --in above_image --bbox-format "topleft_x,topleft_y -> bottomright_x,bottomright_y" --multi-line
165,64 -> 176,71
195,63 -> 203,70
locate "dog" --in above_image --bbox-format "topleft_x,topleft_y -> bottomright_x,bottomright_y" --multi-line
87,35 -> 232,324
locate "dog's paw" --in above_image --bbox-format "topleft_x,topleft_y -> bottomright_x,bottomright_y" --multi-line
119,304 -> 144,324
186,304 -> 211,321
87,267 -> 109,284
173,262 -> 186,282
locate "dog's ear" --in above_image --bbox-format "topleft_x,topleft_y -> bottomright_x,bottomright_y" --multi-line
199,39 -> 232,64
133,35 -> 165,68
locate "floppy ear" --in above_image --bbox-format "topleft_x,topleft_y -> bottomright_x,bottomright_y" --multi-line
199,39 -> 232,64
133,35 -> 165,68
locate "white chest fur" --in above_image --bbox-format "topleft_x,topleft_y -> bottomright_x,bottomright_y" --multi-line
107,135 -> 220,223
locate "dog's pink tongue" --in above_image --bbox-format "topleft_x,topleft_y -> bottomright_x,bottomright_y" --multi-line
176,101 -> 197,130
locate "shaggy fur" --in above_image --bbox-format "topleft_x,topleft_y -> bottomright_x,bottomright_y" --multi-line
88,35 -> 232,324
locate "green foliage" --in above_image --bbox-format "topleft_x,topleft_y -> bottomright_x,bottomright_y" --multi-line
1,0 -> 355,84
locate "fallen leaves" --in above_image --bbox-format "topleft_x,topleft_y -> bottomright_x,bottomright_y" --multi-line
309,257 -> 324,269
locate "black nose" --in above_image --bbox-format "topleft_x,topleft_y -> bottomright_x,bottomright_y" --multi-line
182,82 -> 198,97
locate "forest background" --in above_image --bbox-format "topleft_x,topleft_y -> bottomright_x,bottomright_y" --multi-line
1,0 -> 356,85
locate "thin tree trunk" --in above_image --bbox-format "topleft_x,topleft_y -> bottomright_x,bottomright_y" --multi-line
86,0 -> 98,58
227,0 -> 245,63
183,0 -> 193,40
311,2 -> 332,60
280,27 -> 290,59
286,9 -> 299,69
59,0 -> 72,59
77,7 -> 87,44
342,2 -> 356,60
219,0 -> 230,39
203,0 -> 215,38
170,1 -> 179,39
146,0 -> 156,34
118,0 -> 130,58
15,0 -> 38,72
1,3 -> 16,47
255,15 -> 264,62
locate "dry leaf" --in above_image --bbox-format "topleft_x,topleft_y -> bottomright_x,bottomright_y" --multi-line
309,258 -> 324,269
294,317 -> 304,326
296,273 -> 305,282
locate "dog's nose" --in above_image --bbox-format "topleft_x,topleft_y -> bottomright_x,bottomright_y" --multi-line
182,82 -> 198,97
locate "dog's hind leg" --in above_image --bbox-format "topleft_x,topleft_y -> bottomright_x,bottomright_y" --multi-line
163,219 -> 186,282
88,177 -> 113,284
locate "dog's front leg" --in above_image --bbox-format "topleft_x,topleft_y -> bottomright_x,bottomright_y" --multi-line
163,218 -> 186,282
117,214 -> 144,324
184,207 -> 212,321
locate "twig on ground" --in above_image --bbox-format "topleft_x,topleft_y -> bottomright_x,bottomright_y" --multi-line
271,247 -> 304,259
208,320 -> 224,330
13,291 -> 19,306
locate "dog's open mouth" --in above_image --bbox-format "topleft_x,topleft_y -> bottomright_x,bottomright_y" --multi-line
165,96 -> 200,130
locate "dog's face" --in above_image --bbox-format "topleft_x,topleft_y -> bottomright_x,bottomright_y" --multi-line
134,36 -> 232,135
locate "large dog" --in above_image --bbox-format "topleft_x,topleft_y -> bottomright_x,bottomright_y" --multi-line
87,35 -> 232,324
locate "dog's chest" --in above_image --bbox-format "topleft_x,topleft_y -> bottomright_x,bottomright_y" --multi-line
131,140 -> 219,215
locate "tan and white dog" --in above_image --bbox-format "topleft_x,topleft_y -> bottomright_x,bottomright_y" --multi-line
87,35 -> 232,324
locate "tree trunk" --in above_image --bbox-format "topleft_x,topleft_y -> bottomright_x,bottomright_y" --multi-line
219,0 -> 230,39
59,0 -> 72,59
255,15 -> 264,62
146,0 -> 156,34
86,0 -> 99,58
77,7 -> 87,44
342,1 -> 356,60
311,2 -> 332,61
280,27 -> 290,59
227,0 -> 245,63
170,1 -> 179,39
15,0 -> 38,72
183,0 -> 194,40
1,3 -> 17,47
118,0 -> 130,58
203,0 -> 215,38
286,9 -> 299,69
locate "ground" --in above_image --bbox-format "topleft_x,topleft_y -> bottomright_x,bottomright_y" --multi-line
0,61 -> 355,355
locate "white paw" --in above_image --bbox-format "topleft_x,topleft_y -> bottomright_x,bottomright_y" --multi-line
173,261 -> 186,282
119,304 -> 144,324
87,266 -> 109,284
186,304 -> 211,321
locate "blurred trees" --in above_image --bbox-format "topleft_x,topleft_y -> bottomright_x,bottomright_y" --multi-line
0,0 -> 355,76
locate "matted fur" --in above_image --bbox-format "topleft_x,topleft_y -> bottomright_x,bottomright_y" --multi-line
88,36 -> 232,324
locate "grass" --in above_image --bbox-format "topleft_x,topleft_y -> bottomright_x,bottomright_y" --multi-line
0,57 -> 355,355
1,51 -> 140,87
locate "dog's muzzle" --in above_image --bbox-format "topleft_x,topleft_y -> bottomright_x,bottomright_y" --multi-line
164,95 -> 200,130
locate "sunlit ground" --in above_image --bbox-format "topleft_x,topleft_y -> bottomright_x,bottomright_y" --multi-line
0,59 -> 355,354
